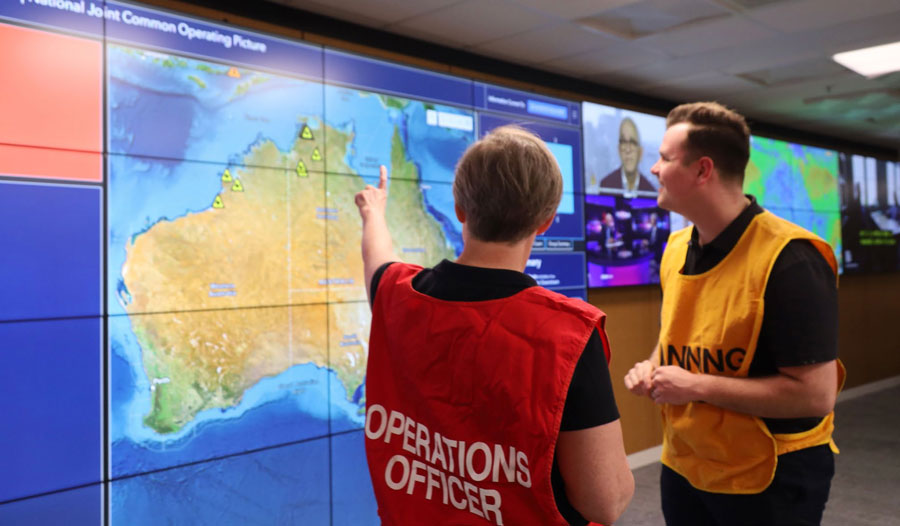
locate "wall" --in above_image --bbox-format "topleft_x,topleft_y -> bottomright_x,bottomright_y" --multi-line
592,272 -> 900,455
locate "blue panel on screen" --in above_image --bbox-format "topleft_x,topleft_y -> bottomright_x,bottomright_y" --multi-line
0,181 -> 101,321
0,484 -> 101,526
332,431 -> 379,525
525,252 -> 587,289
0,318 -> 101,502
325,49 -> 473,107
0,1 -> 103,36
110,438 -> 330,525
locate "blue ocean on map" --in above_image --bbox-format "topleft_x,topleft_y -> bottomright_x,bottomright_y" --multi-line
108,46 -> 324,169
109,314 -> 365,472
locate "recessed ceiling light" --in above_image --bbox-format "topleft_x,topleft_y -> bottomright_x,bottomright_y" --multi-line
833,41 -> 900,78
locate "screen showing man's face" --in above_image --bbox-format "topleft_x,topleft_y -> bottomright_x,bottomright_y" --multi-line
618,119 -> 642,174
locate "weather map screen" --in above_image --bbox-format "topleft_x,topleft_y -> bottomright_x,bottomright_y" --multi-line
0,2 -> 587,523
745,136 -> 843,271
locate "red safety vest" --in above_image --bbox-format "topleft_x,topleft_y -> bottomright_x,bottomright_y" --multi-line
365,262 -> 609,526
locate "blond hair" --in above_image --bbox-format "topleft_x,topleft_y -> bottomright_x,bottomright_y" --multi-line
453,125 -> 562,243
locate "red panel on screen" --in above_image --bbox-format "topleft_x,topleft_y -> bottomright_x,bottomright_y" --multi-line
0,144 -> 101,182
0,22 -> 102,156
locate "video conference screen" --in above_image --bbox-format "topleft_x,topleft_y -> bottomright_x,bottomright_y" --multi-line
582,102 -> 689,287
840,155 -> 900,273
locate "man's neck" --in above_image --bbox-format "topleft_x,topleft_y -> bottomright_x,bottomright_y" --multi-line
690,190 -> 750,246
622,168 -> 639,191
455,234 -> 536,272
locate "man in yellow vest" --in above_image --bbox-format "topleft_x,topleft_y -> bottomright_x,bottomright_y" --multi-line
624,102 -> 842,525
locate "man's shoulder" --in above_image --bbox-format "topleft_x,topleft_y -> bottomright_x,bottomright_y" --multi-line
637,172 -> 656,191
599,167 -> 621,188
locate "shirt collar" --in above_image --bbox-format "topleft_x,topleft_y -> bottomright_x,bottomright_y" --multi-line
689,195 -> 763,254
433,259 -> 537,290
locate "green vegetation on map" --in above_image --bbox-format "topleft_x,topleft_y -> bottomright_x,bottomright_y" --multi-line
382,96 -> 410,110
187,75 -> 206,89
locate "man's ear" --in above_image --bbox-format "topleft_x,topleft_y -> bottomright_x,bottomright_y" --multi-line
536,214 -> 555,235
455,204 -> 466,223
696,156 -> 715,185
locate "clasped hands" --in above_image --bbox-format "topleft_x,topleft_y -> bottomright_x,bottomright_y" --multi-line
624,360 -> 701,406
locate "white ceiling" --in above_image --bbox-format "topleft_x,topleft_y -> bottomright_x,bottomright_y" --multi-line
265,0 -> 900,154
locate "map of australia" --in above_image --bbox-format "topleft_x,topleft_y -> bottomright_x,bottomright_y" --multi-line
107,44 -> 471,483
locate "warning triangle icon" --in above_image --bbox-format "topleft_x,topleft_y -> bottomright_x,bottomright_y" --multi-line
222,169 -> 233,183
311,148 -> 322,161
296,160 -> 308,178
213,195 -> 224,209
232,179 -> 244,192
300,125 -> 314,140
227,67 -> 241,78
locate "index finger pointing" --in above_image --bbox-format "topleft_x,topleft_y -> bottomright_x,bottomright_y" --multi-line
378,165 -> 388,190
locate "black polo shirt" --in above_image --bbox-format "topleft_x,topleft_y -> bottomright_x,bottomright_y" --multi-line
678,196 -> 839,433
371,260 -> 619,526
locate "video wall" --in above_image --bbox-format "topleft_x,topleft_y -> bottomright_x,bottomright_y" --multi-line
0,1 -> 896,524
0,1 -> 586,524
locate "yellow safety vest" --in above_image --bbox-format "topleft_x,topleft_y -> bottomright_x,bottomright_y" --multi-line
658,210 -> 845,494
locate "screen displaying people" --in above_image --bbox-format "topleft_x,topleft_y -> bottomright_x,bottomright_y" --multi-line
583,102 -> 685,287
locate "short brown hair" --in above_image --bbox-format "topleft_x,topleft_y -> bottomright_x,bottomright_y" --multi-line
666,102 -> 750,183
453,125 -> 562,243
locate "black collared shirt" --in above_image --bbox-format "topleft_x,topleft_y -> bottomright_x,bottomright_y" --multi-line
680,196 -> 839,433
371,259 -> 618,526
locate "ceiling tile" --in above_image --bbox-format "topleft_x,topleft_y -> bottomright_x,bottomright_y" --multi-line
386,0 -> 552,48
575,0 -> 730,40
746,0 -> 900,34
543,43 -> 667,79
471,23 -> 620,65
642,72 -> 761,100
736,58 -> 849,87
637,15 -> 777,57
509,0 -> 640,21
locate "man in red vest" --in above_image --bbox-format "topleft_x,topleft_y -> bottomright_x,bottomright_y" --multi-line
624,102 -> 841,525
355,125 -> 634,525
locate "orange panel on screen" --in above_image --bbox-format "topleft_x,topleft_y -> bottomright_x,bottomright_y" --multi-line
0,21 -> 102,153
0,144 -> 101,182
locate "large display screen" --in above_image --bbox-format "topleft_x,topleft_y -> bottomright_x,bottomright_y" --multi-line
840,155 -> 900,273
0,2 -> 586,523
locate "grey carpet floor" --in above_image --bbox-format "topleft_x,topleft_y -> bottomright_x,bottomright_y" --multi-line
614,385 -> 900,525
